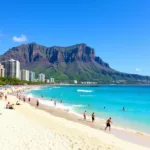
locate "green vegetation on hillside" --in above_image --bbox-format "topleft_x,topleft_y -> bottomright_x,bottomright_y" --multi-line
0,77 -> 45,85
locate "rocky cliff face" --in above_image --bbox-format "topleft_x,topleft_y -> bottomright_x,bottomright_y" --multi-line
0,42 -> 149,83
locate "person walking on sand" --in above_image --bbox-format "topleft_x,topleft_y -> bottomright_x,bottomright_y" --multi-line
23,97 -> 25,102
92,113 -> 95,123
5,95 -> 7,101
105,117 -> 113,131
28,97 -> 30,102
54,101 -> 56,106
83,111 -> 86,121
36,100 -> 39,107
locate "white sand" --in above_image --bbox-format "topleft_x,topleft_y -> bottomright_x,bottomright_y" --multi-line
0,86 -> 149,150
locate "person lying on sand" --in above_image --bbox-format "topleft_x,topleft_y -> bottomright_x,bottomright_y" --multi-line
6,102 -> 14,109
16,101 -> 21,105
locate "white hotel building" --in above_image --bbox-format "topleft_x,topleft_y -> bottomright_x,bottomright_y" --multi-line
0,63 -> 5,77
39,73 -> 45,82
21,69 -> 30,81
29,71 -> 35,81
1,59 -> 20,79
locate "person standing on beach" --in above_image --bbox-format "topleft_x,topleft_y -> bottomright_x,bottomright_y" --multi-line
105,118 -> 113,131
83,111 -> 87,121
23,97 -> 25,102
28,97 -> 30,102
92,113 -> 95,123
5,95 -> 7,101
54,101 -> 56,106
36,100 -> 39,107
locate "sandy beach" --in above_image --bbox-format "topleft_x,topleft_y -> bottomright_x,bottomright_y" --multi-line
0,85 -> 150,150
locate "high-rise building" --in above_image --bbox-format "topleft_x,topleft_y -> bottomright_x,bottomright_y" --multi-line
29,71 -> 35,81
50,78 -> 55,83
0,63 -> 5,77
39,73 -> 45,82
1,59 -> 20,79
21,69 -> 29,81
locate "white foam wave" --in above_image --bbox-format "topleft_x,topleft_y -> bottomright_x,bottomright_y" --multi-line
80,95 -> 93,97
33,87 -> 41,91
72,104 -> 85,108
53,87 -> 61,88
25,93 -> 34,98
39,100 -> 72,110
77,89 -> 93,93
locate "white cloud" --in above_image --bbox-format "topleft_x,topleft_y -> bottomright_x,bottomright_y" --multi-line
12,34 -> 27,42
136,68 -> 141,71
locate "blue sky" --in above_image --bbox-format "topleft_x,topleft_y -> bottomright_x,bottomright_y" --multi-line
0,0 -> 150,75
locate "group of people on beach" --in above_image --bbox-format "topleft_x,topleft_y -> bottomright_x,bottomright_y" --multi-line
83,110 -> 112,131
17,91 -> 40,107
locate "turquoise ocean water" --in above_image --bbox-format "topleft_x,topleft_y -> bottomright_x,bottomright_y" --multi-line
26,85 -> 150,134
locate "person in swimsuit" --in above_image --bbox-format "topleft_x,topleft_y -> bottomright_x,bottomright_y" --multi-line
54,101 -> 56,106
123,107 -> 125,111
16,101 -> 20,105
5,95 -> 7,100
36,100 -> 39,107
23,97 -> 25,102
92,113 -> 95,122
83,111 -> 86,121
105,117 -> 112,131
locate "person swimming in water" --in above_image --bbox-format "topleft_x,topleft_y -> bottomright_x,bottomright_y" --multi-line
92,113 -> 95,123
105,117 -> 113,131
123,107 -> 125,111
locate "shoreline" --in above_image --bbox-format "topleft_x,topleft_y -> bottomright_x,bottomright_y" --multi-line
23,86 -> 150,137
17,86 -> 150,148
1,85 -> 150,149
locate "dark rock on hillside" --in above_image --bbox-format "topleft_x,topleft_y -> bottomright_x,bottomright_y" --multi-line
0,42 -> 149,83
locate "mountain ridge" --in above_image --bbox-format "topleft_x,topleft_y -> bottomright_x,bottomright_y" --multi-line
0,42 -> 149,83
